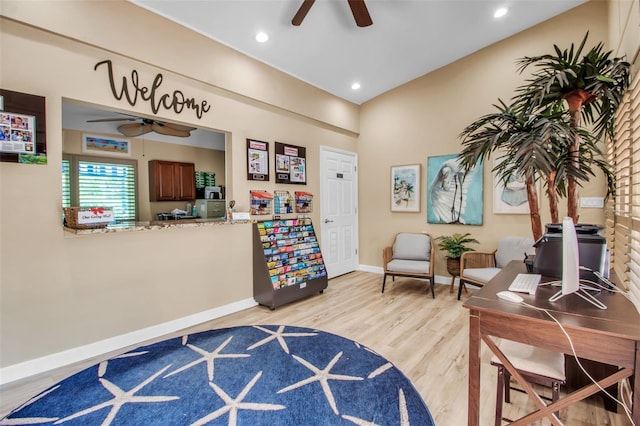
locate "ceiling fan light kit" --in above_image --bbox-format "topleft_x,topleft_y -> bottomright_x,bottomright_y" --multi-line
292,0 -> 372,27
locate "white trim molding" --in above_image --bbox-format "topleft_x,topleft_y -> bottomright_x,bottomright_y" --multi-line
0,298 -> 257,385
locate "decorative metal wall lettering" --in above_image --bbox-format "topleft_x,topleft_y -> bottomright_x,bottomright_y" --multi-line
94,60 -> 211,119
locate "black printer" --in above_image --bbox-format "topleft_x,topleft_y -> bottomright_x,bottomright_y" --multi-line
531,223 -> 609,283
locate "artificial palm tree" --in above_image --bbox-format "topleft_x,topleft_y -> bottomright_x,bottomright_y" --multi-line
513,32 -> 629,222
458,100 -> 576,240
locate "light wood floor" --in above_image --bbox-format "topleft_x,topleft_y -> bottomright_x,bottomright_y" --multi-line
0,271 -> 633,425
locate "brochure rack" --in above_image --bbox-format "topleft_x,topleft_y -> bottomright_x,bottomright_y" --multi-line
250,190 -> 273,215
253,218 -> 327,309
295,191 -> 313,213
273,190 -> 294,214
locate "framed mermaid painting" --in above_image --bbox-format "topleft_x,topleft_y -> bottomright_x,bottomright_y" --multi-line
426,154 -> 483,225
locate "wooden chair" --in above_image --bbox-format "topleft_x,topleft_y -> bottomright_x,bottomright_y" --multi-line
458,236 -> 535,300
491,339 -> 566,425
382,232 -> 435,298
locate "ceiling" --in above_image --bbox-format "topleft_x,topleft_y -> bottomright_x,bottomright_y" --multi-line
130,0 -> 586,105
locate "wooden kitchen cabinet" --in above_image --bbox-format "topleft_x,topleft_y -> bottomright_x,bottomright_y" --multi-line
149,160 -> 196,201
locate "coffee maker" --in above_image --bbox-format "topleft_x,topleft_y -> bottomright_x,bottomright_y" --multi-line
204,186 -> 222,199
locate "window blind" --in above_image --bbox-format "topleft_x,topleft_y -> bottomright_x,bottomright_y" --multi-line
62,159 -> 71,208
62,155 -> 137,222
608,71 -> 640,312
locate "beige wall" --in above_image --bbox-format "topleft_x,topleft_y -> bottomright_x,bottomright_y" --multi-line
62,129 -> 226,221
0,1 -> 357,369
358,1 -> 611,276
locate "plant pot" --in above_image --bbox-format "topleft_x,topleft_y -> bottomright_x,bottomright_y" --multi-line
446,257 -> 461,276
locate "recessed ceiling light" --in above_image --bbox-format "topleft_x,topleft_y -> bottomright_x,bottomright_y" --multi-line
255,32 -> 269,43
494,7 -> 508,18
351,82 -> 361,90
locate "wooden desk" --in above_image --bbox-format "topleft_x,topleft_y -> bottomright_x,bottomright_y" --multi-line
464,260 -> 640,425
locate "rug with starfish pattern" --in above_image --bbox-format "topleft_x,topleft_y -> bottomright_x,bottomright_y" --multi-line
1,325 -> 435,425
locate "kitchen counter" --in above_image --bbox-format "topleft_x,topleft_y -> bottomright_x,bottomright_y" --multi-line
63,218 -> 252,235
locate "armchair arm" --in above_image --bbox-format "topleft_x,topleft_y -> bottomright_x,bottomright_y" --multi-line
460,250 -> 497,272
382,246 -> 393,269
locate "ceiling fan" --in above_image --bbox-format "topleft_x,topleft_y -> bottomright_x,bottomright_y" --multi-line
87,116 -> 196,138
292,0 -> 372,27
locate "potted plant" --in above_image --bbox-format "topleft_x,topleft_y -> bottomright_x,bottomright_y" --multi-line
435,233 -> 479,277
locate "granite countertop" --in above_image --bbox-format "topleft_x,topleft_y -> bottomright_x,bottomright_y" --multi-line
63,218 -> 252,235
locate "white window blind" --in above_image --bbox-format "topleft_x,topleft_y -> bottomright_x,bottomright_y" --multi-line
62,155 -> 137,222
608,70 -> 640,312
62,159 -> 71,208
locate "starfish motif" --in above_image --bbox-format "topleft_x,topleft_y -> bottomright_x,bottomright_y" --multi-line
341,388 -> 409,426
1,385 -> 61,424
54,365 -> 178,425
164,336 -> 249,381
190,371 -> 285,426
98,351 -> 148,377
277,351 -> 363,415
248,325 -> 317,354
368,362 -> 393,379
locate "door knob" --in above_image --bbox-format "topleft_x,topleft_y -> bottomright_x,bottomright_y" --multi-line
324,219 -> 334,223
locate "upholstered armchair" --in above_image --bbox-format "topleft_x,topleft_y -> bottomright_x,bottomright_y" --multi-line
458,236 -> 535,300
382,232 -> 436,298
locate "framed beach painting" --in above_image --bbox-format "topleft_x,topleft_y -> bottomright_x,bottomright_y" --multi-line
82,134 -> 131,157
391,164 -> 421,212
427,154 -> 483,225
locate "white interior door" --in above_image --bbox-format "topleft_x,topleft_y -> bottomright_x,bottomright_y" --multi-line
320,146 -> 358,278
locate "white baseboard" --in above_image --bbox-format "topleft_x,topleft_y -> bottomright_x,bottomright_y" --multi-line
0,298 -> 258,386
357,264 -> 452,286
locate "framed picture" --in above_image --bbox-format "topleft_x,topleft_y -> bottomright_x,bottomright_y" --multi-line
82,134 -> 130,157
275,142 -> 307,184
247,139 -> 269,181
427,154 -> 483,225
493,158 -> 532,214
391,164 -> 421,212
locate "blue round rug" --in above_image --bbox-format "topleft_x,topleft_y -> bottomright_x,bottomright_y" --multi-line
2,325 -> 434,425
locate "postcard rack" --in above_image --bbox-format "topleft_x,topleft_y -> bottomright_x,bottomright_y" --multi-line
250,190 -> 273,215
252,218 -> 327,309
295,191 -> 313,213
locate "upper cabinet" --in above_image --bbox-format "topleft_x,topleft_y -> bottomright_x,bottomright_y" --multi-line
149,160 -> 195,201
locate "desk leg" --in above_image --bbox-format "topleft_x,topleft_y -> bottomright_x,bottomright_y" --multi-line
468,309 -> 480,426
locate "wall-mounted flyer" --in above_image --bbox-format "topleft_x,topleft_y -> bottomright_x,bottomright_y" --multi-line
275,142 -> 306,185
247,139 -> 269,181
0,112 -> 36,155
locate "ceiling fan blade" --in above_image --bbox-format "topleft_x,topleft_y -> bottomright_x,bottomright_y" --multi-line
87,117 -> 137,123
162,122 -> 197,133
151,122 -> 192,138
348,0 -> 372,27
292,0 -> 315,26
117,123 -> 152,137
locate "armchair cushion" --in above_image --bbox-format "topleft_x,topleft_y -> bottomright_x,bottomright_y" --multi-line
461,267 -> 502,284
386,259 -> 431,275
495,236 -> 536,268
393,233 -> 431,261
